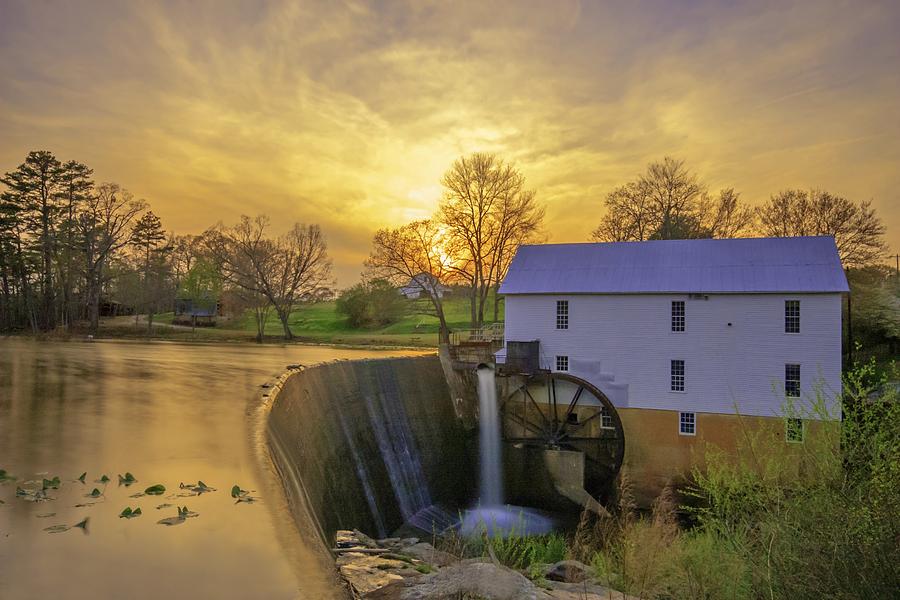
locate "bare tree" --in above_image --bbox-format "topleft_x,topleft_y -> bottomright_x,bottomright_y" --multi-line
486,188 -> 544,321
592,157 -> 753,242
699,188 -> 756,239
77,183 -> 146,333
591,182 -> 653,242
440,152 -> 543,328
205,216 -> 331,340
757,189 -> 887,267
365,219 -> 454,343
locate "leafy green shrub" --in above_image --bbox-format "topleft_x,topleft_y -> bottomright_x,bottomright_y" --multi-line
587,359 -> 898,600
336,279 -> 406,328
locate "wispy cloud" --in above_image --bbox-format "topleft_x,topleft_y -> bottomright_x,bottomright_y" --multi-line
1,0 -> 898,283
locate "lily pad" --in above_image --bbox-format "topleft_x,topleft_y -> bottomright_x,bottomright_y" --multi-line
119,507 -> 142,519
144,484 -> 166,496
157,516 -> 185,526
180,481 -> 216,495
44,524 -> 70,534
0,469 -> 16,482
88,488 -> 102,498
77,472 -> 87,483
16,486 -> 51,502
96,475 -> 110,484
74,517 -> 89,530
42,476 -> 61,490
118,472 -> 137,486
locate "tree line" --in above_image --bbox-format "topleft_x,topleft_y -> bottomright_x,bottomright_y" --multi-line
364,153 -> 894,349
2,149 -> 893,350
0,150 -> 331,338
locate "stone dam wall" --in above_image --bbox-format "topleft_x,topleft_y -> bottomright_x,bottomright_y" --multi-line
266,356 -> 476,544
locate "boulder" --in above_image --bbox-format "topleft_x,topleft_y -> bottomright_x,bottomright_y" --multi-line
400,542 -> 458,568
337,552 -> 407,596
544,560 -> 592,583
399,560 -> 552,600
544,579 -> 640,600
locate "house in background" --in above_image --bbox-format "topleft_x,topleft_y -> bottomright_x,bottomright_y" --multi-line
495,236 -> 847,504
399,273 -> 451,300
173,295 -> 219,327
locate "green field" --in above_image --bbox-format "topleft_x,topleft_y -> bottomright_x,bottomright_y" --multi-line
101,292 -> 503,347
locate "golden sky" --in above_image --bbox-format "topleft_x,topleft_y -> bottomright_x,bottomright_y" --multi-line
1,0 -> 899,284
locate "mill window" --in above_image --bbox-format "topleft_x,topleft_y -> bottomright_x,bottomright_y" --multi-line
679,412 -> 696,435
672,300 -> 685,332
556,300 -> 569,330
671,359 -> 685,392
785,364 -> 801,397
786,418 -> 804,443
600,407 -> 614,429
785,300 -> 800,333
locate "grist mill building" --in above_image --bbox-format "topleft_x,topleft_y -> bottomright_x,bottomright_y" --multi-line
494,236 -> 847,505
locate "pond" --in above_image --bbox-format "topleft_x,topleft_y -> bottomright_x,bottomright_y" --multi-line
0,338 -> 421,599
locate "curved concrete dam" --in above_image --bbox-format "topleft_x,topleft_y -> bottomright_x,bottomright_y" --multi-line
266,356 -> 476,545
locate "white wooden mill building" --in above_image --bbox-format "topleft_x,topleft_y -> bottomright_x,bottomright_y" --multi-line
493,236 -> 848,504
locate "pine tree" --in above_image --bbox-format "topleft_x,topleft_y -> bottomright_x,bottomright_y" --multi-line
130,211 -> 167,331
0,150 -> 63,331
55,161 -> 94,327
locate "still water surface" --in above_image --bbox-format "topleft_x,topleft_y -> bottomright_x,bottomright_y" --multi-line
0,338 -> 419,599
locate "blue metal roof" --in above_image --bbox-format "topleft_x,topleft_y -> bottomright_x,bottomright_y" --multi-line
499,237 -> 848,294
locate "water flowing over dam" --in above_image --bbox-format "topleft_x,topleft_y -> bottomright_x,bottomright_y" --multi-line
266,356 -> 475,542
477,365 -> 503,506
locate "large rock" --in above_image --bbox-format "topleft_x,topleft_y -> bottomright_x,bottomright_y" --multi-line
398,560 -> 552,600
400,542 -> 458,568
544,560 -> 592,583
544,580 -> 639,600
337,551 -> 407,595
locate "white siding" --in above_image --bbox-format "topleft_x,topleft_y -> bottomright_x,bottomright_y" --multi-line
501,293 -> 842,419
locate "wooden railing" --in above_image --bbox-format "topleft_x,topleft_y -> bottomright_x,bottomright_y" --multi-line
450,323 -> 504,348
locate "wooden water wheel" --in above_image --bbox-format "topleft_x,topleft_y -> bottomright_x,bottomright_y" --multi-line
500,371 -> 625,493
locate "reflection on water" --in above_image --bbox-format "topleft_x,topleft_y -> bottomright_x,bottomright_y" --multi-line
0,338 -> 419,599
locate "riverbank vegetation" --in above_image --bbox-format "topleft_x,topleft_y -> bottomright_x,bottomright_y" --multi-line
441,360 -> 899,599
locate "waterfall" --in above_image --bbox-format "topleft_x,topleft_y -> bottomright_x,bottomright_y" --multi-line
477,365 -> 503,506
363,386 -> 432,521
336,408 -> 387,537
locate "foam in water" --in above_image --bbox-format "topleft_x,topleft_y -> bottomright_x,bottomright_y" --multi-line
458,505 -> 555,537
477,365 -> 503,506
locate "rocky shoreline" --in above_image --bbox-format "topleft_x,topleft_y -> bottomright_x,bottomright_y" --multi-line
334,530 -> 635,600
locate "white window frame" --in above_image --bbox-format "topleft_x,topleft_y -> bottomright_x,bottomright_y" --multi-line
600,406 -> 615,430
671,300 -> 685,333
679,411 -> 696,436
785,363 -> 801,398
670,359 -> 685,392
555,355 -> 569,372
785,300 -> 800,334
556,300 -> 569,330
785,417 -> 804,443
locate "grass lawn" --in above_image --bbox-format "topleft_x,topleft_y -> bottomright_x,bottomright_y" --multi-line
97,293 -> 504,348
223,292 -> 504,346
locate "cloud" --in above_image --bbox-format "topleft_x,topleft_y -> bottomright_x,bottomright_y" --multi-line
1,0 -> 898,285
